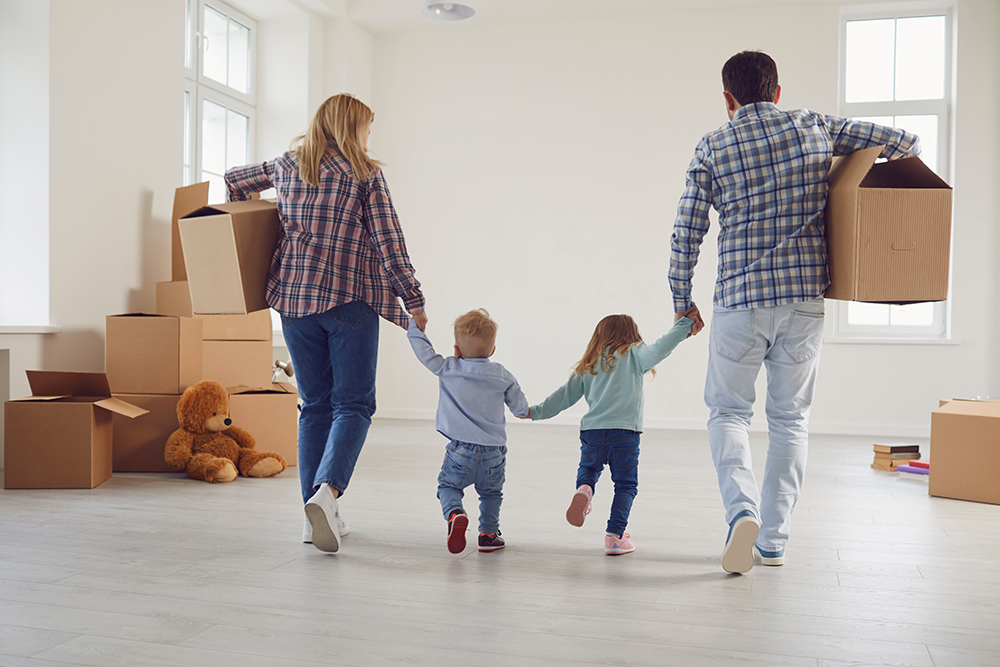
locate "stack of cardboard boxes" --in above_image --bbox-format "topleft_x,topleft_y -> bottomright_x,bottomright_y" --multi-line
107,182 -> 298,473
3,183 -> 299,489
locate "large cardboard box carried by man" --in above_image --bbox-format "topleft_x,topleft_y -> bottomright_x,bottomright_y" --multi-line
824,146 -> 952,304
4,372 -> 147,489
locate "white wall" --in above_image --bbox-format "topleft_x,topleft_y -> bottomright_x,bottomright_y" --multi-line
368,1 -> 1000,436
0,0 -> 49,326
0,0 -> 184,401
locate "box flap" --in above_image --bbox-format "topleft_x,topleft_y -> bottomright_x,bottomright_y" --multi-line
933,399 -> 1000,418
173,182 -> 210,281
183,199 -> 277,219
829,146 -> 882,192
8,394 -> 71,402
860,155 -> 952,190
94,397 -> 150,419
26,371 -> 112,398
227,382 -> 296,396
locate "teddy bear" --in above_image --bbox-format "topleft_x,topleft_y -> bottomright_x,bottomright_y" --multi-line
165,380 -> 287,483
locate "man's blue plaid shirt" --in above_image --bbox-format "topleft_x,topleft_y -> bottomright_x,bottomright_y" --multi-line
669,103 -> 921,311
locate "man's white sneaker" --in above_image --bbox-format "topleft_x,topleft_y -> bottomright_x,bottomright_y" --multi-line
303,514 -> 348,543
304,483 -> 341,553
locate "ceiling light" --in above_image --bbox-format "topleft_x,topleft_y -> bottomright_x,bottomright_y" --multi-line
423,0 -> 475,21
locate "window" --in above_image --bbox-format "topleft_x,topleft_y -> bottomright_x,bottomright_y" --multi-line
184,0 -> 256,204
835,9 -> 953,341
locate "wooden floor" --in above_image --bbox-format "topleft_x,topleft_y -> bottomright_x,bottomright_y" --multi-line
1,420 -> 999,667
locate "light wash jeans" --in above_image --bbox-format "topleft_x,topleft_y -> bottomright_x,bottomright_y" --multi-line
280,300 -> 379,505
437,441 -> 506,535
705,297 -> 824,551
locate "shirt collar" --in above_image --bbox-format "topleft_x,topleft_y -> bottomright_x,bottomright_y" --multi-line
733,102 -> 779,122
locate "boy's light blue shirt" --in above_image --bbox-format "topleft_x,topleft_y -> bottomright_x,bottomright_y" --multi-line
530,317 -> 693,433
407,320 -> 529,446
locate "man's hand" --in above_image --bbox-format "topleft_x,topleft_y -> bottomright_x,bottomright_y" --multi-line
411,309 -> 428,332
676,304 -> 705,337
517,407 -> 531,420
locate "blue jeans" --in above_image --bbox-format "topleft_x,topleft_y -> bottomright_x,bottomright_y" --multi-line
437,441 -> 506,535
705,297 -> 824,551
576,429 -> 640,537
280,301 -> 379,504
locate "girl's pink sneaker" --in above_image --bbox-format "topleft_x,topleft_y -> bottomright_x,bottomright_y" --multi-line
566,485 -> 593,527
605,532 -> 635,555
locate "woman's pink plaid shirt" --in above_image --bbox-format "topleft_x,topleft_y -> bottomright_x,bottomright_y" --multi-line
225,149 -> 424,328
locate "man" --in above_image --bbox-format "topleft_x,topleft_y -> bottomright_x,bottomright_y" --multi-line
669,51 -> 920,573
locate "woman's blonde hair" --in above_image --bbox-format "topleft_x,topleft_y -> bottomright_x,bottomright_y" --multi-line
574,314 -> 654,378
294,93 -> 382,185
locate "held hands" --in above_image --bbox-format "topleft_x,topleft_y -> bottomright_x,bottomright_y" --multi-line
675,303 -> 705,338
411,309 -> 428,332
517,407 -> 531,420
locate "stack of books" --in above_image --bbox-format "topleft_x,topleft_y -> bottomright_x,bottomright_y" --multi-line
871,442 -> 921,471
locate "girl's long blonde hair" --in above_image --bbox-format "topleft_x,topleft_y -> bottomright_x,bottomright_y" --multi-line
294,94 -> 382,185
574,314 -> 654,378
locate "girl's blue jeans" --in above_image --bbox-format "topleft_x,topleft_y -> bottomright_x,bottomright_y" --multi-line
280,300 -> 379,504
437,441 -> 506,535
576,429 -> 640,537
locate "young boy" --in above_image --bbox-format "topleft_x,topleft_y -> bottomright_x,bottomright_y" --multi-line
407,308 -> 529,554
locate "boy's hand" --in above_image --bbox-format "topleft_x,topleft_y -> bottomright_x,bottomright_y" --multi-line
411,310 -> 428,332
517,407 -> 531,420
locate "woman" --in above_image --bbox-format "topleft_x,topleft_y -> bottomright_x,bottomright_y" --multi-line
225,94 -> 427,554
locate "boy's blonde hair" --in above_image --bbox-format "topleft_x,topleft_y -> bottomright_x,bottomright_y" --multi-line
454,309 -> 498,359
294,93 -> 382,185
574,314 -> 655,378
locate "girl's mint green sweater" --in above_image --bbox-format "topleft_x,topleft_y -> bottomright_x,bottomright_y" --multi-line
529,317 -> 692,433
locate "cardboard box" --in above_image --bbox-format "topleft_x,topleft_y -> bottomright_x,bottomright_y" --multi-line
172,182 -> 211,282
929,400 -> 1000,505
4,371 -> 148,489
111,394 -> 181,473
228,383 -> 299,466
179,200 -> 280,315
156,280 -> 272,341
106,314 -> 203,394
824,146 -> 952,304
203,340 -> 273,389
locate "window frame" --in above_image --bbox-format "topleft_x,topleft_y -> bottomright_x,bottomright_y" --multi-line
831,5 -> 955,343
183,0 -> 257,199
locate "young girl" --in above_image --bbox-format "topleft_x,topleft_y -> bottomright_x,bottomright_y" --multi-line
528,311 -> 694,554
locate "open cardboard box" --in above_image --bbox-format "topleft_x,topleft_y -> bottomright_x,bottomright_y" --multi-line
179,199 -> 280,316
929,399 -> 1000,505
228,383 -> 299,466
825,146 -> 952,304
4,371 -> 148,489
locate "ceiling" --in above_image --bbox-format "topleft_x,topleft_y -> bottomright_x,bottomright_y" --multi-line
233,0 -> 860,33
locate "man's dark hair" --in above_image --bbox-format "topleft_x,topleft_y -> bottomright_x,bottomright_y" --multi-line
722,51 -> 779,105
